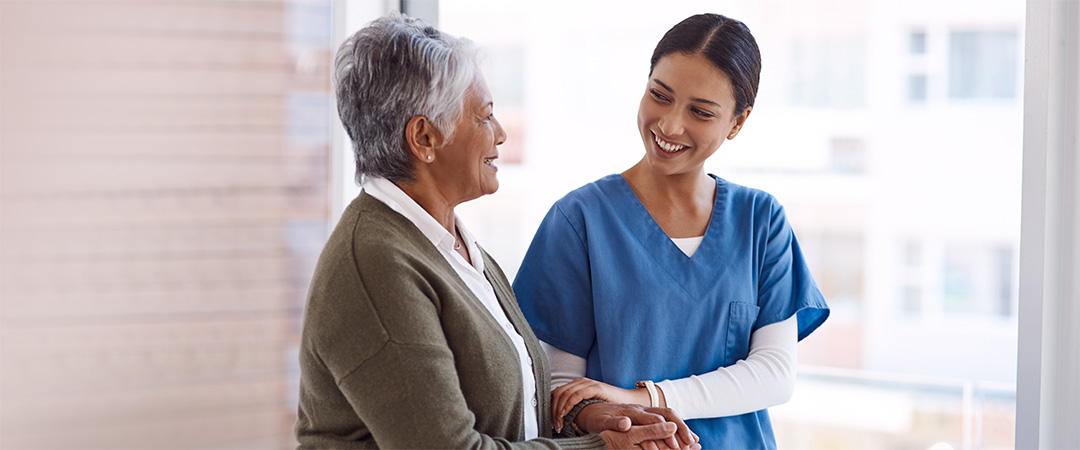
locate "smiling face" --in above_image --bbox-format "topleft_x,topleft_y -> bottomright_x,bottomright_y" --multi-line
436,74 -> 506,203
636,52 -> 750,176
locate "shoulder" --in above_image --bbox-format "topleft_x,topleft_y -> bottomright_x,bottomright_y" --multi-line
549,174 -> 626,219
309,193 -> 448,312
715,176 -> 780,207
715,176 -> 786,222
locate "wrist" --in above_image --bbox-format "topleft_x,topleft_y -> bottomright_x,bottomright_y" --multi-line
634,380 -> 660,407
564,398 -> 606,436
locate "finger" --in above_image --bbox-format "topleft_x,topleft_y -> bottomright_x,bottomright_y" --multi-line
620,408 -> 665,425
664,434 -> 680,450
591,414 -> 631,433
641,440 -> 661,450
648,407 -> 694,446
558,387 -> 594,423
553,382 -> 582,422
552,379 -> 578,418
630,422 -> 677,442
552,382 -> 586,430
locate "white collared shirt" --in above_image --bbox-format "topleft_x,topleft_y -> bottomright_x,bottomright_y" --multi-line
363,177 -> 539,440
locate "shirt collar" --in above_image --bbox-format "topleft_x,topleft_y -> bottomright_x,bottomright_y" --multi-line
362,177 -> 485,272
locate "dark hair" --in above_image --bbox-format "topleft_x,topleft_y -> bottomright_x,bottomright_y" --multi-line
649,14 -> 761,115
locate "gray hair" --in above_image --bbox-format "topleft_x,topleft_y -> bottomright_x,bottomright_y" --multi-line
334,13 -> 480,183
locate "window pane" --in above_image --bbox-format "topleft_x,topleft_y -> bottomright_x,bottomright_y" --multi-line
948,30 -> 1020,100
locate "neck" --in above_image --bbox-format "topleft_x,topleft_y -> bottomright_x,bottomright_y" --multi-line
394,176 -> 458,235
622,160 -> 715,206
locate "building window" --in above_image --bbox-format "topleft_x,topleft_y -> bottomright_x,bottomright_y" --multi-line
942,243 -> 1017,317
829,137 -> 867,174
907,73 -> 928,102
909,30 -> 927,54
948,30 -> 1019,100
787,35 -> 866,108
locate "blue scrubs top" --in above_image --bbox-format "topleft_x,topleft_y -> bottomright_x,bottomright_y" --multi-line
514,174 -> 829,450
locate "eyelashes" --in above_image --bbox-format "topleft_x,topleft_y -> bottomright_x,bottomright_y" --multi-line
651,88 -> 716,120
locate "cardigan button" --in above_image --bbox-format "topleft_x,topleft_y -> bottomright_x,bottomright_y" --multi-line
531,398 -> 538,408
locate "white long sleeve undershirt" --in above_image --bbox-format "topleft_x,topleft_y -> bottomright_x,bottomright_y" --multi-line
542,235 -> 798,420
541,316 -> 797,420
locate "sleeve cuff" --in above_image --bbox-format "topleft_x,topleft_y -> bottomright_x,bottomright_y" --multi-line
555,433 -> 607,450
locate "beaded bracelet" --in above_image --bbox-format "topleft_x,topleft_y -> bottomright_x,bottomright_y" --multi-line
563,398 -> 607,436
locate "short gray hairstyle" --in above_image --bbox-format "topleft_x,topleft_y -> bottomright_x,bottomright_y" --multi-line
334,13 -> 480,183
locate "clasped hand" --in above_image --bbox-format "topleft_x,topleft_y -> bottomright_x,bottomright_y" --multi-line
573,402 -> 700,450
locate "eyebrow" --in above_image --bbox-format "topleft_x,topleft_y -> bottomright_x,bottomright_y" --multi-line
652,79 -> 723,108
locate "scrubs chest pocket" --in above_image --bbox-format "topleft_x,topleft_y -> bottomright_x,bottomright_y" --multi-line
724,302 -> 761,365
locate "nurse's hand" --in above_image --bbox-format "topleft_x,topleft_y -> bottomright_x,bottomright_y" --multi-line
575,402 -> 699,450
553,377 -> 661,430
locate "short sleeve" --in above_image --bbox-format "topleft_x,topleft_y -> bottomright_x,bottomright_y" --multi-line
755,200 -> 830,341
513,204 -> 596,358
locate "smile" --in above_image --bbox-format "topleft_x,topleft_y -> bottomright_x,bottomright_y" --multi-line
483,156 -> 497,168
653,133 -> 686,153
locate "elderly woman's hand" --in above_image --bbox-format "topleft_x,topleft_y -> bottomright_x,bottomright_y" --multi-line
553,377 -> 654,429
576,403 -> 700,450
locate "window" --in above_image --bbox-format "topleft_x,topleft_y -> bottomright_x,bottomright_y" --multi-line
948,30 -> 1020,100
908,73 -> 929,102
910,30 -> 928,54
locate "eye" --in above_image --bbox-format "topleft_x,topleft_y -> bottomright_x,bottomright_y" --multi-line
649,89 -> 671,103
692,108 -> 715,119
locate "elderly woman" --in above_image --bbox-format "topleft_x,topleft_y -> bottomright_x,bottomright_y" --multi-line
294,14 -> 698,450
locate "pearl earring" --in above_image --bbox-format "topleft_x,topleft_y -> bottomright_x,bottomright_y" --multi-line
427,155 -> 433,161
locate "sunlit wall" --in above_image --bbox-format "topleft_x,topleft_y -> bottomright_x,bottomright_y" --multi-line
0,1 -> 333,448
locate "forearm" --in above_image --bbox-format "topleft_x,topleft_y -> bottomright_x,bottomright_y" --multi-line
543,341 -> 587,389
542,317 -> 798,420
656,316 -> 798,419
339,341 -> 605,450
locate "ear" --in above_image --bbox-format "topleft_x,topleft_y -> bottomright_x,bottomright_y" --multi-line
727,106 -> 753,140
404,115 -> 443,162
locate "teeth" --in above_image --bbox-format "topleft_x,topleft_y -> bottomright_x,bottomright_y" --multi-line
483,158 -> 493,165
654,134 -> 685,152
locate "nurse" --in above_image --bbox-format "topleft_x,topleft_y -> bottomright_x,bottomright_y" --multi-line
513,13 -> 830,450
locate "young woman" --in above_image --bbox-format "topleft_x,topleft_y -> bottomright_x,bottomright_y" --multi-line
513,14 -> 830,450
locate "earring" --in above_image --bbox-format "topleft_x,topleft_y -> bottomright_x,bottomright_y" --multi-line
426,155 -> 433,161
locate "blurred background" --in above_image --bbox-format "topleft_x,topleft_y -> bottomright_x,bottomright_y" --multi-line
0,0 -> 1028,448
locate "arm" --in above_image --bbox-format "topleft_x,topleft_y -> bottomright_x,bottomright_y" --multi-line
548,316 -> 798,421
298,243 -> 603,450
543,340 -> 587,389
656,316 -> 797,418
332,297 -> 691,450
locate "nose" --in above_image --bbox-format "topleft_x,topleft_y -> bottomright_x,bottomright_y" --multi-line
493,115 -> 507,146
657,108 -> 684,137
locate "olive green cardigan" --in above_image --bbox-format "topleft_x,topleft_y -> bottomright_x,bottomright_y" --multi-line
294,193 -> 606,449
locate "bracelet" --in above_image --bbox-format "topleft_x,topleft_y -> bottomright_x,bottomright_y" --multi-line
563,398 -> 606,436
635,380 -> 659,407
